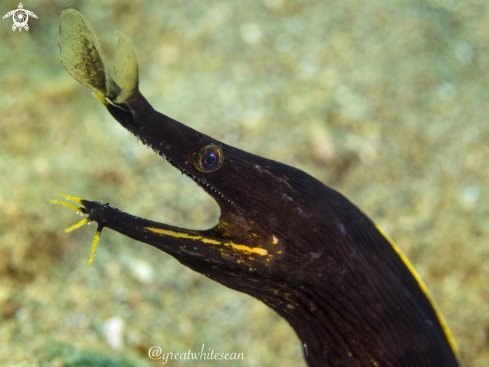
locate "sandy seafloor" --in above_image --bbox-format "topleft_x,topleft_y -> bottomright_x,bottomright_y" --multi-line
0,0 -> 488,366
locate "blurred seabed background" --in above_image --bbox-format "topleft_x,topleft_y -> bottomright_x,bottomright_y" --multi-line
0,0 -> 488,366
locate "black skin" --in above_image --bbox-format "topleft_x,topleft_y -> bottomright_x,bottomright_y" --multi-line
65,88 -> 460,367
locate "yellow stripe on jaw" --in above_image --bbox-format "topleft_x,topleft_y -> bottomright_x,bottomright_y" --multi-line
227,242 -> 268,256
375,225 -> 461,363
144,227 -> 221,244
145,227 -> 268,256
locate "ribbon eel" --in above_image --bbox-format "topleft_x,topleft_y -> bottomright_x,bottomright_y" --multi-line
53,9 -> 461,367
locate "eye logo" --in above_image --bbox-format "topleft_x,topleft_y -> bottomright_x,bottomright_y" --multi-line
3,3 -> 38,32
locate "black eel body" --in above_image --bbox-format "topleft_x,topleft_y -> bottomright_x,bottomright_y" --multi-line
55,9 -> 461,367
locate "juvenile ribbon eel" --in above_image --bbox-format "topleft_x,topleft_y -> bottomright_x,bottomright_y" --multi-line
53,9 -> 461,367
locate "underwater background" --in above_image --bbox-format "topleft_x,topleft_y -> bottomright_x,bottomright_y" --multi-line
0,0 -> 488,366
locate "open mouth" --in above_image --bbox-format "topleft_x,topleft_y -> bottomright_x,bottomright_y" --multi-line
51,119 -> 251,266
52,98 -> 253,266
51,173 -> 251,265
54,8 -> 264,267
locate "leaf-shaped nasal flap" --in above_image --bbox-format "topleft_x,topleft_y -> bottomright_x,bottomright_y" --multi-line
112,31 -> 139,104
58,9 -> 110,96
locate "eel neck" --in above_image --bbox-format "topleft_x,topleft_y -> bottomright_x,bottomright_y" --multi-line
263,274 -> 460,367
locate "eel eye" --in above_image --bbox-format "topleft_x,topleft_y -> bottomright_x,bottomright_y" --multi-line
194,144 -> 224,172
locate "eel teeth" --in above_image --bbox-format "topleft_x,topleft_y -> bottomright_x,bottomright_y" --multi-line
134,137 -> 236,207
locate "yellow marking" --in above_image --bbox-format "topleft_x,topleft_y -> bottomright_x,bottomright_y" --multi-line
145,227 -> 268,256
65,218 -> 89,233
52,192 -> 105,266
51,199 -> 85,214
88,227 -> 103,265
95,91 -> 109,105
145,227 -> 221,244
376,225 -> 461,363
227,242 -> 268,256
286,304 -> 295,310
57,191 -> 84,204
272,235 -> 279,244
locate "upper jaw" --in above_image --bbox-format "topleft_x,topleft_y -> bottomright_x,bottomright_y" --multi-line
104,99 -> 250,241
